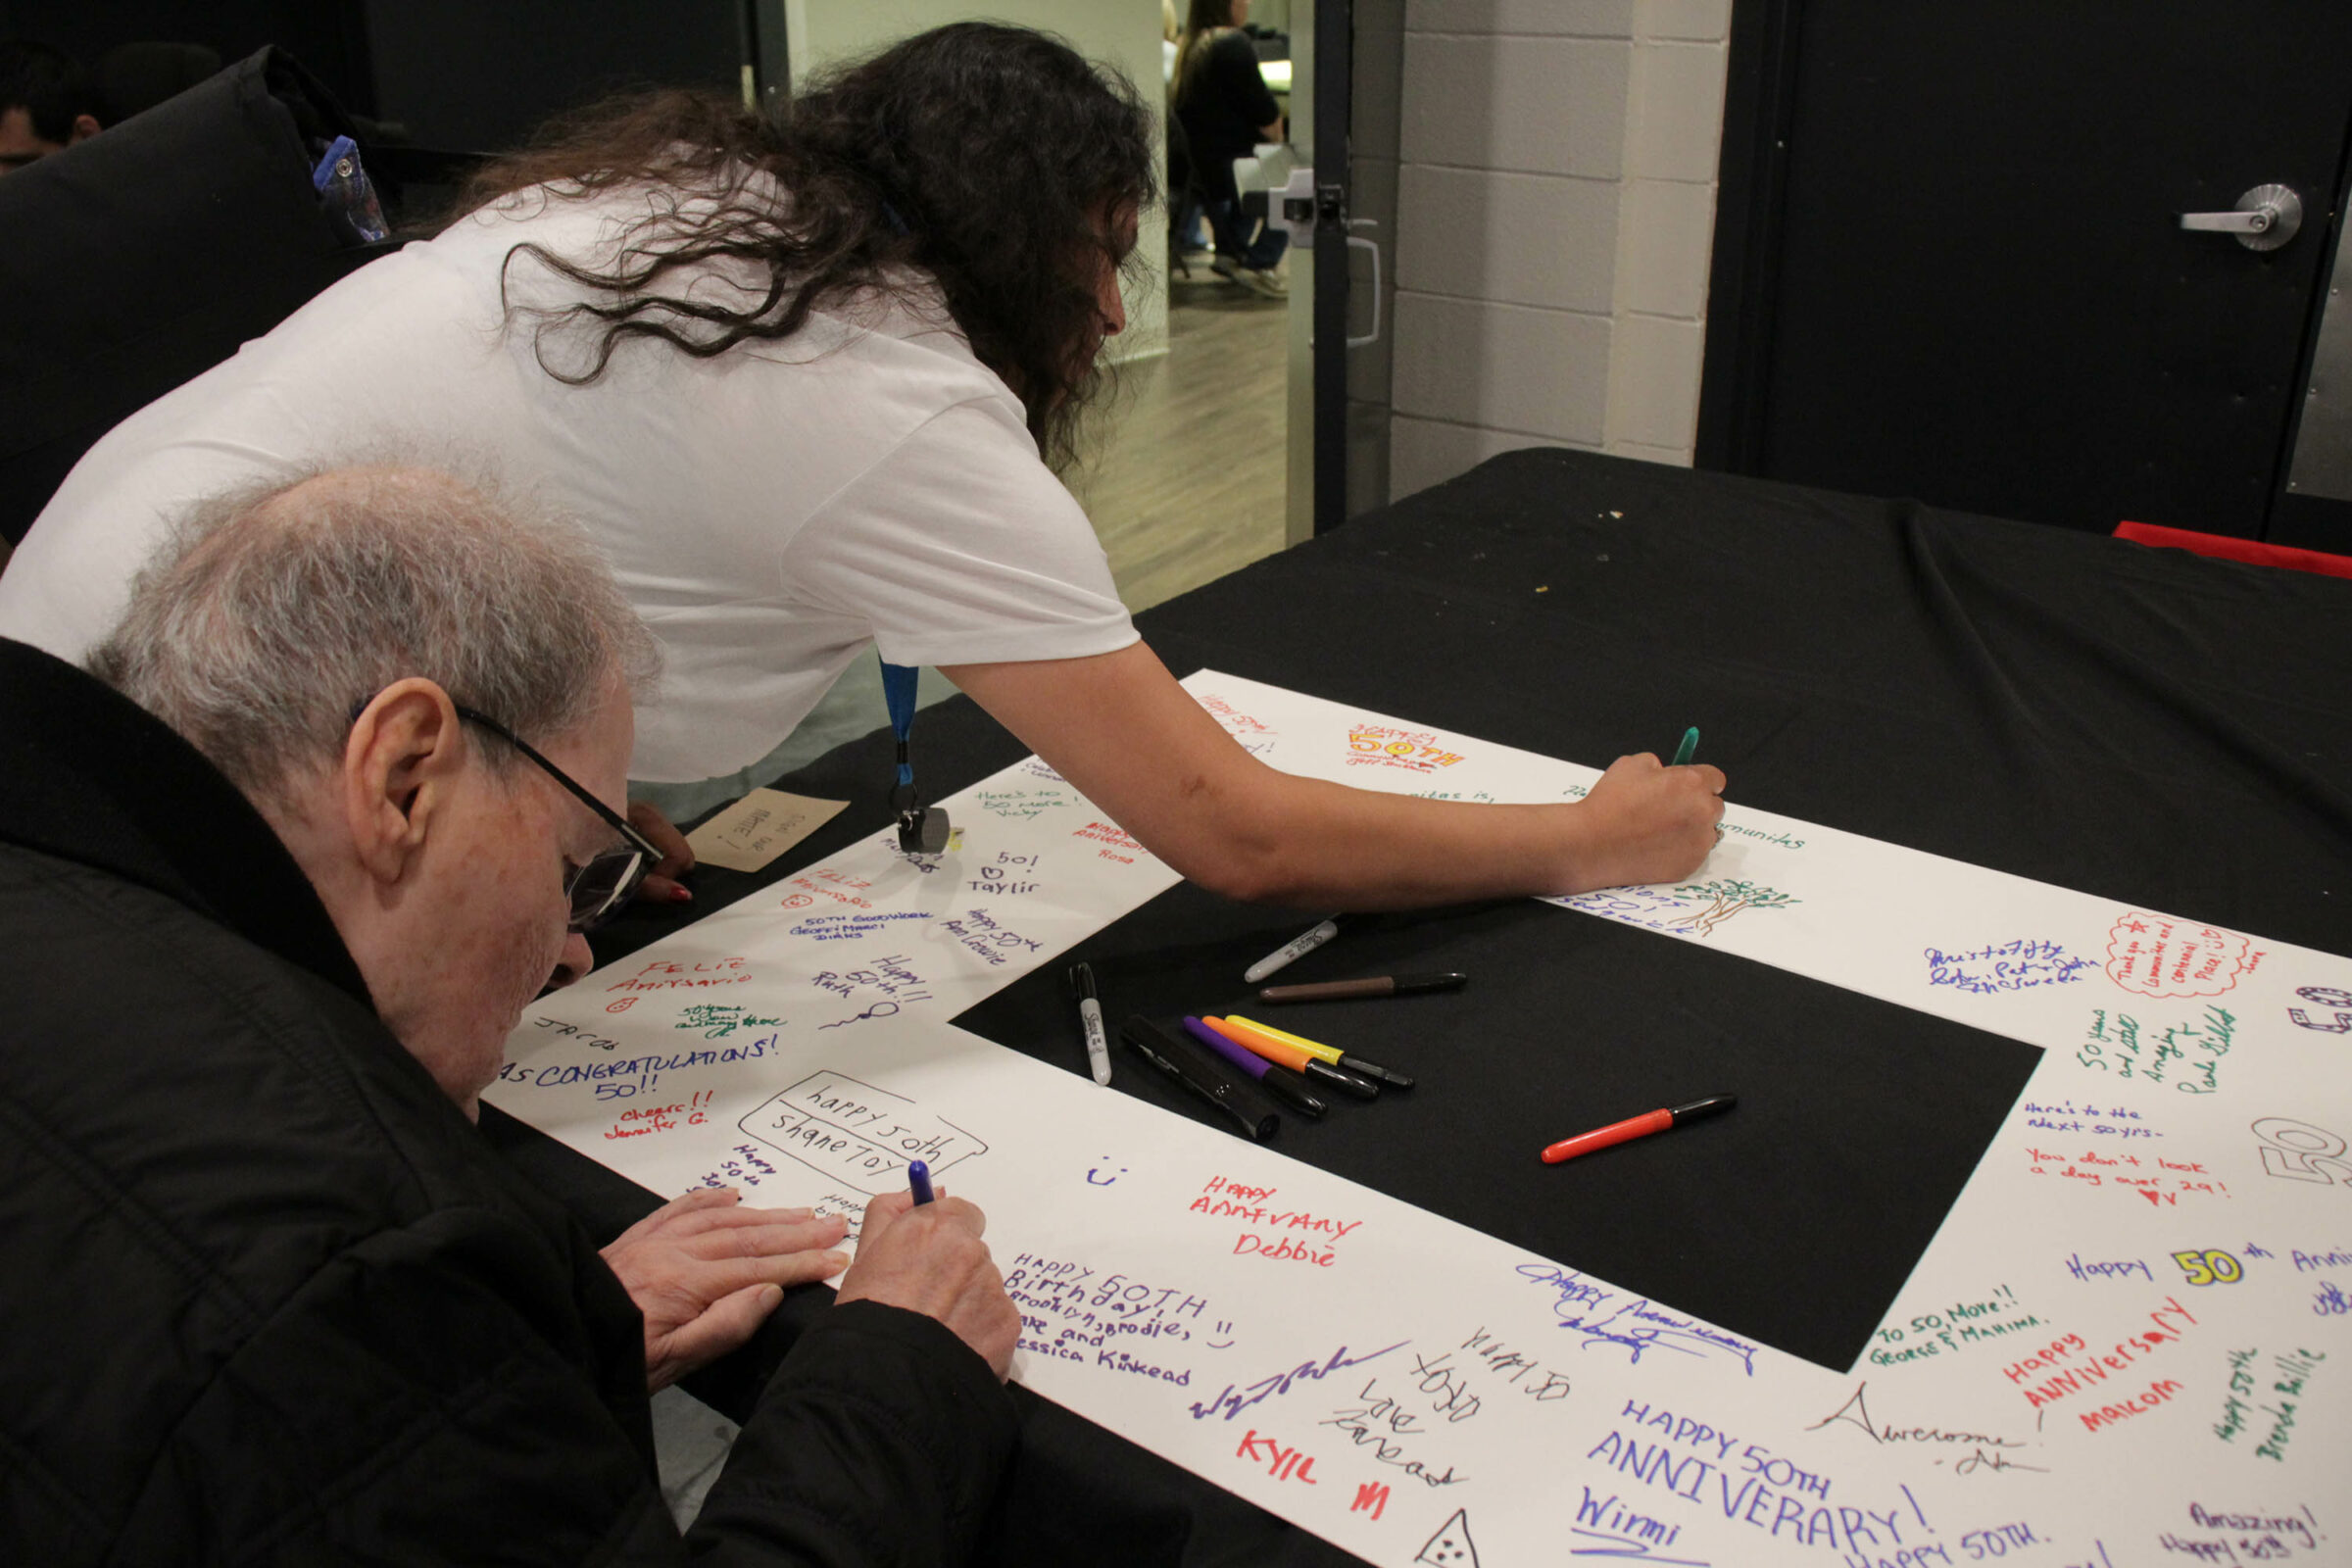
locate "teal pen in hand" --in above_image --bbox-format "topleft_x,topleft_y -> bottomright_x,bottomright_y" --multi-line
1671,726 -> 1699,766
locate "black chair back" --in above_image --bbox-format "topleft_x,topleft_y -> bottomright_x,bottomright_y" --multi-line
0,47 -> 393,544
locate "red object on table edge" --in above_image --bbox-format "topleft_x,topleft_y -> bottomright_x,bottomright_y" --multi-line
2114,519 -> 2352,581
1541,1108 -> 1674,1164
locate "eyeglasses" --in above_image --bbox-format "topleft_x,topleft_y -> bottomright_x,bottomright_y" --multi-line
452,706 -> 660,933
348,694 -> 660,933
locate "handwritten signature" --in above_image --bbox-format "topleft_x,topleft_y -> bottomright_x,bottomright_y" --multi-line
1809,1381 -> 2042,1476
1187,1342 -> 1406,1423
1954,1446 -> 2046,1477
1321,1388 -> 1470,1489
816,997 -> 932,1029
1569,1528 -> 1712,1565
1515,1265 -> 1758,1376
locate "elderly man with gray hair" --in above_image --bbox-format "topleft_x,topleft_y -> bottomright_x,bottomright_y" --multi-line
0,466 -> 1019,1565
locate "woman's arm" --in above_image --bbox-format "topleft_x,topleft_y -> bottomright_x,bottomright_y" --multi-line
945,641 -> 1725,909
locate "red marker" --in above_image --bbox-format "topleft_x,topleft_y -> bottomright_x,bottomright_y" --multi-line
1541,1094 -> 1737,1164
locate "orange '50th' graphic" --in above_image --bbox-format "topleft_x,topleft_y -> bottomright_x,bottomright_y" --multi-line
1346,726 -> 1464,773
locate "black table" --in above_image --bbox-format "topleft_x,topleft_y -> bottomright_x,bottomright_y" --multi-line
488,449 -> 2352,1565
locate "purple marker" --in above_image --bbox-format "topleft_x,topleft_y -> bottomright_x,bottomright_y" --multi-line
1182,1016 -> 1328,1118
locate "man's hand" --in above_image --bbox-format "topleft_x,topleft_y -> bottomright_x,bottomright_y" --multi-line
836,1190 -> 1019,1379
627,800 -> 696,905
601,1189 -> 850,1391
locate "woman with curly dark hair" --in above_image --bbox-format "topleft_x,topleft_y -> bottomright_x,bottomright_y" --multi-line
3,22 -> 1726,911
462,21 -> 1149,475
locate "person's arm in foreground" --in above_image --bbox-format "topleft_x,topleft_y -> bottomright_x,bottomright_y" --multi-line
599,1188 -> 851,1391
174,1194 -> 1015,1566
948,641 -> 1726,908
687,1189 -> 1020,1566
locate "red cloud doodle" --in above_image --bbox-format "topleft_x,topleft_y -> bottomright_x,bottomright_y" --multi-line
2105,911 -> 2257,999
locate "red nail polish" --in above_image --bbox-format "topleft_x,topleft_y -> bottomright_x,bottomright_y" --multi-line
670,885 -> 694,903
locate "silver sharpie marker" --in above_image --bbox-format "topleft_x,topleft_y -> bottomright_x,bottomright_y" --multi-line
1243,916 -> 1342,984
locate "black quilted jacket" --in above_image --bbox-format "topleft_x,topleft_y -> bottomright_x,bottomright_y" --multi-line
0,638 -> 1015,1565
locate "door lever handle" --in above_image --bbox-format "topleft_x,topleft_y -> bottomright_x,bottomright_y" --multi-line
2181,210 -> 2273,233
2180,184 -> 2302,251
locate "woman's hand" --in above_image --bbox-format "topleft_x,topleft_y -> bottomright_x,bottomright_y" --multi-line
627,800 -> 696,905
600,1189 -> 850,1391
1560,752 -> 1728,894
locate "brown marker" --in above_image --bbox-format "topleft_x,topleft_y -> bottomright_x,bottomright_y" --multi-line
1258,972 -> 1468,1004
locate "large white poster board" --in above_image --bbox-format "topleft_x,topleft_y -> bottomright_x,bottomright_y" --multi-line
491,673 -> 2351,1567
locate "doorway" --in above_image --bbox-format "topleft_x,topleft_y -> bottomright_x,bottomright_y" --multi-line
782,0 -> 1303,610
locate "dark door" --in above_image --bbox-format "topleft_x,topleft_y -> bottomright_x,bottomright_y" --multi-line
1701,2 -> 2352,538
1311,0 -> 1354,536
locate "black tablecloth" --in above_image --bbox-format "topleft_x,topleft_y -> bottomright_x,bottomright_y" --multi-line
487,449 -> 2352,1566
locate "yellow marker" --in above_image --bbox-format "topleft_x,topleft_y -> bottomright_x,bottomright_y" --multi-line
1224,1015 -> 1415,1091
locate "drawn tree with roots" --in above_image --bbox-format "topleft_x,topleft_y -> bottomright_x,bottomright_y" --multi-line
1662,878 -> 1798,939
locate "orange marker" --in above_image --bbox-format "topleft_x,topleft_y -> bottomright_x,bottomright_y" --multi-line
1200,1016 -> 1313,1072
1541,1095 -> 1737,1164
1204,1017 -> 1381,1100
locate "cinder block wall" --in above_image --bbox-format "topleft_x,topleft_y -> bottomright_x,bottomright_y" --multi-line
1386,0 -> 1730,501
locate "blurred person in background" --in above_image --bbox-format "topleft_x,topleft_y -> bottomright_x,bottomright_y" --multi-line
1171,0 -> 1287,297
0,39 -> 104,172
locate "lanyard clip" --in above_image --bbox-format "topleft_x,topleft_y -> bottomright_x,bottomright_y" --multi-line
890,779 -> 950,855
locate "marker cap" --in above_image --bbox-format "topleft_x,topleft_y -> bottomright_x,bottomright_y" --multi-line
1299,1056 -> 1382,1100
1121,1016 -> 1279,1141
1257,1063 -> 1329,1118
1339,1054 -> 1415,1090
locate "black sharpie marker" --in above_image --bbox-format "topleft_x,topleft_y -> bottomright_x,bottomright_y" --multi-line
1119,1015 -> 1279,1142
1182,1015 -> 1328,1118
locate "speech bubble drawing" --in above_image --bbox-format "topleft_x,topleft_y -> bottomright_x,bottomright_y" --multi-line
2104,912 -> 2251,999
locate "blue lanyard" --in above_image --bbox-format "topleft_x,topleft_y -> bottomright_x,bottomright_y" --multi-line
882,658 -> 949,853
882,658 -> 918,787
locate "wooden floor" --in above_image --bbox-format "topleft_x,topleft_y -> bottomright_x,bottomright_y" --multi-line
1066,271 -> 1292,612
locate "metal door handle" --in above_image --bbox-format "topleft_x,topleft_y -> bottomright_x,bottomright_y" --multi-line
2181,210 -> 2274,233
2180,184 -> 2302,251
1346,233 -> 1382,349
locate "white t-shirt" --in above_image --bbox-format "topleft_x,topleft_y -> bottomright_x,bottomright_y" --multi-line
0,183 -> 1139,782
